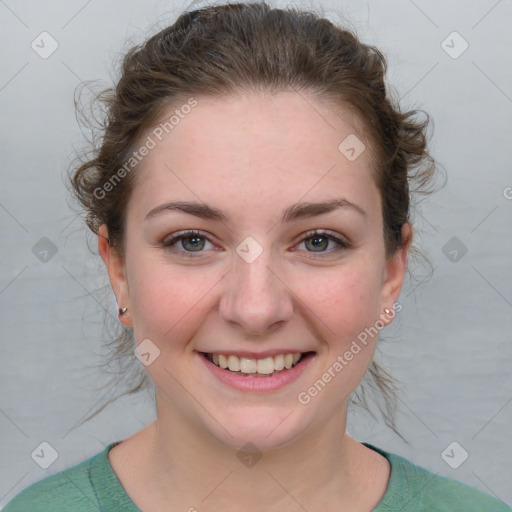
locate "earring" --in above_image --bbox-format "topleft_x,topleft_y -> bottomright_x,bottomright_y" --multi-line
384,308 -> 392,315
119,307 -> 128,316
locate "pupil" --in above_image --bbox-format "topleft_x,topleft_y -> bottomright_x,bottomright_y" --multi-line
183,236 -> 204,251
308,236 -> 327,251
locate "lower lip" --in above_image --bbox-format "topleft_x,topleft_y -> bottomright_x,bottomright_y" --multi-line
198,352 -> 315,392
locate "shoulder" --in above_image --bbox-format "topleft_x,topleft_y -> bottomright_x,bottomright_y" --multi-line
364,443 -> 511,512
2,443 -> 124,512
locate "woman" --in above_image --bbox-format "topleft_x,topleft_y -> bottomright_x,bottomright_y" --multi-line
3,2 -> 509,511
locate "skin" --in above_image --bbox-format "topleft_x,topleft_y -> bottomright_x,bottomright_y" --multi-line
98,90 -> 412,512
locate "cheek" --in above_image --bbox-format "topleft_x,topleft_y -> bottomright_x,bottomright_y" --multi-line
127,256 -> 221,345
293,266 -> 385,409
298,262 -> 383,344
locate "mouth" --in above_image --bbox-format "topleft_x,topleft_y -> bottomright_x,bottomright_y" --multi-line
201,351 -> 315,378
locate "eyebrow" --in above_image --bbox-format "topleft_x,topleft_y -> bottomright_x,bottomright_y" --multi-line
144,198 -> 367,223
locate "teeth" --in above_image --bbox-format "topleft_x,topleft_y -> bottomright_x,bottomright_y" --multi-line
257,357 -> 274,375
228,355 -> 240,372
208,352 -> 305,375
274,354 -> 284,371
240,357 -> 257,373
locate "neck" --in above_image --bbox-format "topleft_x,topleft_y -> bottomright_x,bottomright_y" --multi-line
123,393 -> 376,511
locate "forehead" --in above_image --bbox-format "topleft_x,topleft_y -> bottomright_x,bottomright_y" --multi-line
130,91 -> 380,222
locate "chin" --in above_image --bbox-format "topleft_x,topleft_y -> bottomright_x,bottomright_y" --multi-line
202,405 -> 310,453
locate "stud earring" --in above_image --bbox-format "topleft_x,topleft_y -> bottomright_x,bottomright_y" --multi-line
119,307 -> 128,316
384,308 -> 392,315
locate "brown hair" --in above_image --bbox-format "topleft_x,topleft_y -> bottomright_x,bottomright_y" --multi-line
68,1 -> 442,434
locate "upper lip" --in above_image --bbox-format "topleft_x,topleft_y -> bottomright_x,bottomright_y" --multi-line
198,349 -> 314,358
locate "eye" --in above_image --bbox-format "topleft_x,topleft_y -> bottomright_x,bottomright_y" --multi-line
161,229 -> 351,258
296,229 -> 351,255
162,230 -> 215,256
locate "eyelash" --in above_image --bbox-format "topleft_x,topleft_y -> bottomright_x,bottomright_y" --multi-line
161,229 -> 351,258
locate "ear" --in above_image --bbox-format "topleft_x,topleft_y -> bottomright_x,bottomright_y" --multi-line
379,223 -> 413,325
98,224 -> 132,327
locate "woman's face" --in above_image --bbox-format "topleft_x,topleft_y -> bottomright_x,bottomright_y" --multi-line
101,91 -> 410,451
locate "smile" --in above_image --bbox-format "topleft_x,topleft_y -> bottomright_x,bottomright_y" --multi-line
202,351 -> 314,378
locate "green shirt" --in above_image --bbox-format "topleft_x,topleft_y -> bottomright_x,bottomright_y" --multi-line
2,442 -> 510,511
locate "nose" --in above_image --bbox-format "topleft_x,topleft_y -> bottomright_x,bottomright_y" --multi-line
219,246 -> 294,336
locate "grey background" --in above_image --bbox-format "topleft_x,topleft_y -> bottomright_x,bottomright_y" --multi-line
1,0 -> 511,508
